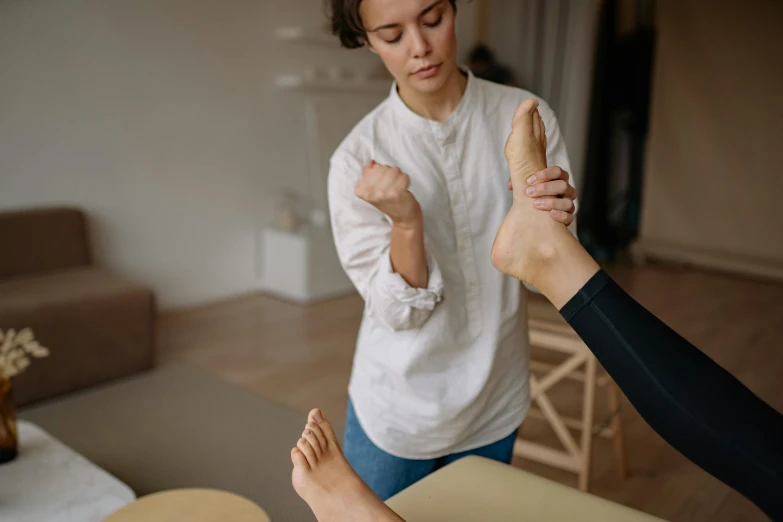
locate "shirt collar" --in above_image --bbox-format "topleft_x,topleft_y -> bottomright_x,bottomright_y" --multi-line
388,67 -> 477,133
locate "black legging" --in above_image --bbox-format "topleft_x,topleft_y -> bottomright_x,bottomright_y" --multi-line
559,270 -> 783,521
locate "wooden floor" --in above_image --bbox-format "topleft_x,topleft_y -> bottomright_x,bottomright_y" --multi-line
157,263 -> 783,522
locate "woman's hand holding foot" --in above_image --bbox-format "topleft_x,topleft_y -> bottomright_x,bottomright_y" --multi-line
508,165 -> 578,225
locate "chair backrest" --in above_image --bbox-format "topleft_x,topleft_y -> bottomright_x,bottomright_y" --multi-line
0,206 -> 91,279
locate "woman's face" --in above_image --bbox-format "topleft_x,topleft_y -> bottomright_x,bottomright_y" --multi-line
360,0 -> 458,95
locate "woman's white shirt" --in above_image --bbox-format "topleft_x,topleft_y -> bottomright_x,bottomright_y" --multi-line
328,69 -> 576,459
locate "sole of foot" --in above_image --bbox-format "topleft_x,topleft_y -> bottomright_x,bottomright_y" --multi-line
491,99 -> 560,284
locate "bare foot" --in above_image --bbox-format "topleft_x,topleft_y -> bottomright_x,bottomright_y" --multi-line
291,409 -> 405,522
492,99 -> 600,307
492,99 -> 562,284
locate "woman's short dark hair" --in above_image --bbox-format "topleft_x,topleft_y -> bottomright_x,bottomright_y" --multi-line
327,0 -> 457,49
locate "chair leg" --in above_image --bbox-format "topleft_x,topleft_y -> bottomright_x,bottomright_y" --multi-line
578,356 -> 597,492
607,380 -> 629,479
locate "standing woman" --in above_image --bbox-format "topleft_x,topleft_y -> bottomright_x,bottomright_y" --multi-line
326,0 -> 579,500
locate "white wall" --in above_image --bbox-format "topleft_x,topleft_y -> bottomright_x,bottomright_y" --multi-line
0,0 -> 392,310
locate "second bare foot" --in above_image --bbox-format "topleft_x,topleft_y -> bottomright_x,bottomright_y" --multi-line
291,409 -> 405,522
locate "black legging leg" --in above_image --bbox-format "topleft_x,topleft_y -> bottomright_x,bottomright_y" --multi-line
560,270 -> 783,521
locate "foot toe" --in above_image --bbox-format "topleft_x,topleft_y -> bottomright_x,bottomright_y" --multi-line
303,428 -> 323,457
534,110 -> 546,147
308,422 -> 328,452
308,408 -> 324,424
512,98 -> 539,128
297,437 -> 319,467
317,418 -> 341,449
291,447 -> 309,470
307,408 -> 340,449
532,110 -> 541,140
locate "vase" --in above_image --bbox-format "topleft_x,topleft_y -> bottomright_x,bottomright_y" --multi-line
0,378 -> 17,464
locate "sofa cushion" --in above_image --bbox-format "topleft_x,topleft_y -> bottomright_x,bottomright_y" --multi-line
0,267 -> 144,313
0,267 -> 156,406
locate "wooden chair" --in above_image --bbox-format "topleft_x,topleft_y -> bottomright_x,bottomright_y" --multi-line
514,294 -> 628,492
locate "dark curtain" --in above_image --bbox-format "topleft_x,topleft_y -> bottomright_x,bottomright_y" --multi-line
578,0 -> 656,261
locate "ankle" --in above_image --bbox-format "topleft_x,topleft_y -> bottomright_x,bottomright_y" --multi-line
525,238 -> 560,288
534,239 -> 558,262
531,234 -> 601,309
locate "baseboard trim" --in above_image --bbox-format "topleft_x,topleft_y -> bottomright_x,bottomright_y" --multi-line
259,286 -> 358,305
631,238 -> 783,282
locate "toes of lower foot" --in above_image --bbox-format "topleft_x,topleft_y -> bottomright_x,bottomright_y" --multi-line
298,437 -> 319,467
307,422 -> 328,451
291,447 -> 309,469
318,419 -> 340,448
303,429 -> 323,456
308,408 -> 324,424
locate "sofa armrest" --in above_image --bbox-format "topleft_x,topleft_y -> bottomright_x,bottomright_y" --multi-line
0,207 -> 90,279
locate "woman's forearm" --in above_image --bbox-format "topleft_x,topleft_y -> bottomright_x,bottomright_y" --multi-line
390,215 -> 428,288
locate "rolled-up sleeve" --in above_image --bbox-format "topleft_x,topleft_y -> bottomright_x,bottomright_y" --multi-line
328,154 -> 444,331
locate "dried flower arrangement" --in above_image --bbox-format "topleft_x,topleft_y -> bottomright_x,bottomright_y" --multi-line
0,328 -> 49,379
1,328 -> 49,462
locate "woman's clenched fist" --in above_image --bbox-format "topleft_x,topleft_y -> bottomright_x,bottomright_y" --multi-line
354,160 -> 422,228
